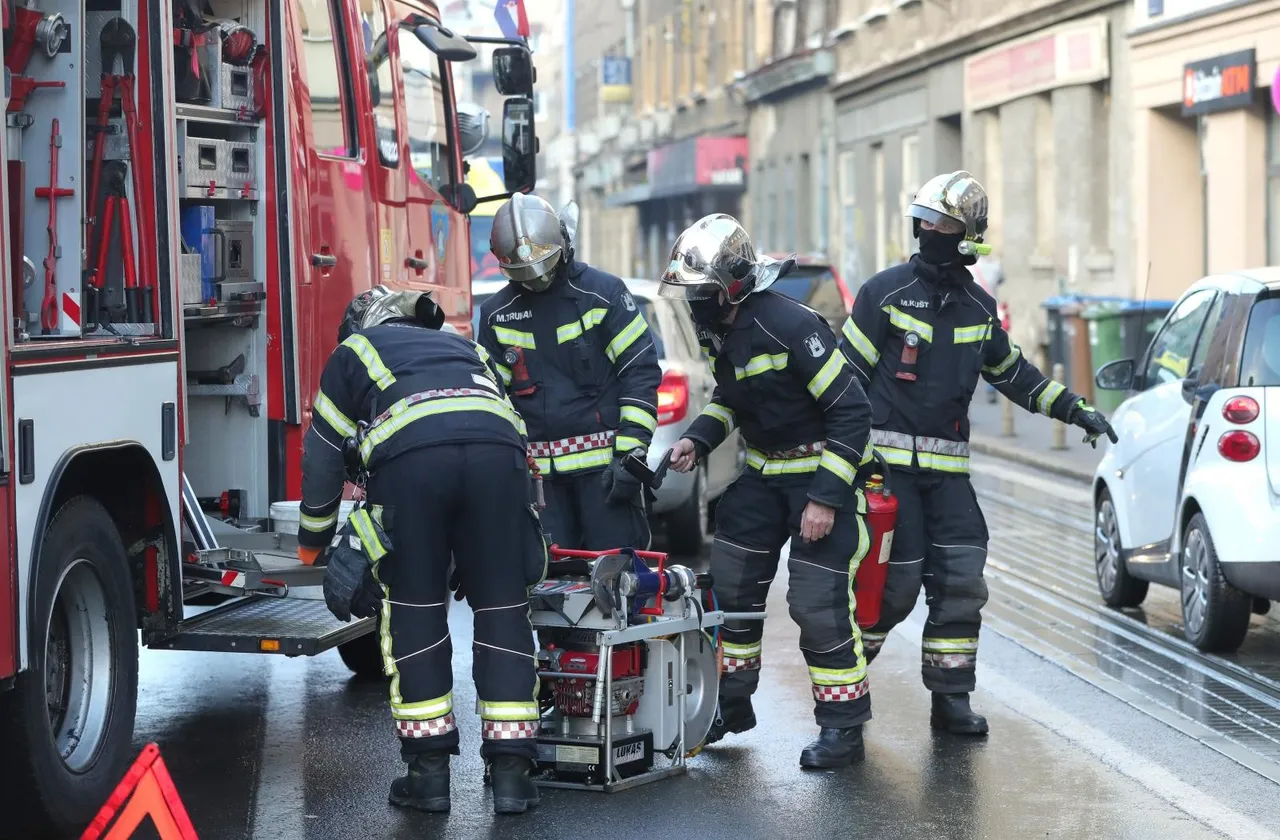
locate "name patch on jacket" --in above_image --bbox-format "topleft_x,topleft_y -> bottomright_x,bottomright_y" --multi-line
898,298 -> 930,309
495,310 -> 533,323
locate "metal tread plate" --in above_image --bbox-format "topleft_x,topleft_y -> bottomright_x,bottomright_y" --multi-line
154,596 -> 373,657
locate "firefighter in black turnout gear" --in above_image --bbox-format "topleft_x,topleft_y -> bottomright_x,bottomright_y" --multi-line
297,286 -> 546,815
479,193 -> 662,551
661,215 -> 877,769
837,172 -> 1117,734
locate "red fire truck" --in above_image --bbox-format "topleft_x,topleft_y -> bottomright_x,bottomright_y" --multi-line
0,1 -> 536,834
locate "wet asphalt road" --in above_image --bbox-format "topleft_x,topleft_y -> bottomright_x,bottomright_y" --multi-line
131,456 -> 1280,840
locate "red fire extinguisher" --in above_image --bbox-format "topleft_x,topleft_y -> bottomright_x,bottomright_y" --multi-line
855,449 -> 898,629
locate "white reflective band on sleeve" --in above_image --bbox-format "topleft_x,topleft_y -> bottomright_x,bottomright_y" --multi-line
342,334 -> 398,390
842,318 -> 881,366
818,448 -> 856,485
620,404 -> 658,432
1036,380 -> 1066,414
299,510 -> 338,533
703,402 -> 736,432
984,346 -> 1021,376
313,391 -> 356,438
807,351 -> 846,400
605,313 -> 648,362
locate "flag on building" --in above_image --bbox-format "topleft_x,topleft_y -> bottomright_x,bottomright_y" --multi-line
494,0 -> 530,40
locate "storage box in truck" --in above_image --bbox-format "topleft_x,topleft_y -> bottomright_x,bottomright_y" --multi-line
0,1 -> 539,835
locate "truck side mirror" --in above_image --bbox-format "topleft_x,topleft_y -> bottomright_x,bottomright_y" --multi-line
493,46 -> 535,96
441,182 -> 478,215
414,23 -> 477,62
501,97 -> 537,194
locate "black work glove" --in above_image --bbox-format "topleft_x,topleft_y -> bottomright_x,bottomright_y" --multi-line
600,454 -> 644,506
1070,401 -> 1118,449
323,534 -> 381,622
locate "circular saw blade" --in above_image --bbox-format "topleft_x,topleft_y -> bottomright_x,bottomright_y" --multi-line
682,630 -> 719,753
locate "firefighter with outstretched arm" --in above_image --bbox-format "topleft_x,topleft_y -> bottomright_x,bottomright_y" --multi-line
295,286 -> 547,815
477,193 -> 662,552
662,214 -> 878,768
837,171 -> 1117,734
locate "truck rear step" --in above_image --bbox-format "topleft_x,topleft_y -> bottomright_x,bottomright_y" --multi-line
152,596 -> 374,656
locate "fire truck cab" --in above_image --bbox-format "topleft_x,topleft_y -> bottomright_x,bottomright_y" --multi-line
0,1 -> 536,835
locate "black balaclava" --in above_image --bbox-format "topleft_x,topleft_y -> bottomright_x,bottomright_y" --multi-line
688,295 -> 732,330
917,229 -> 967,266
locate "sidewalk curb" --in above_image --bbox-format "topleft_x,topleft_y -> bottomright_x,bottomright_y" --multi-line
969,433 -> 1095,485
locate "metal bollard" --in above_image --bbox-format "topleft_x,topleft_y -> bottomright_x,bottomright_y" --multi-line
1051,363 -> 1067,450
1002,396 -> 1015,436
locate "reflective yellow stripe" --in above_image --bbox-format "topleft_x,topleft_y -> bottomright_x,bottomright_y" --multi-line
552,447 -> 614,473
953,323 -> 992,344
881,305 -> 934,342
376,576 -> 398,689
703,402 -> 736,432
556,307 -> 609,343
735,353 -> 788,380
391,692 -> 453,721
721,641 -> 762,658
877,445 -> 914,467
605,312 -> 648,362
349,508 -> 389,561
917,451 -> 969,473
360,396 -> 523,462
342,334 -> 397,390
313,391 -> 356,438
818,448 -> 856,485
495,363 -> 513,385
615,435 -> 645,452
983,346 -> 1020,376
745,448 -> 821,475
847,515 -> 870,662
478,700 -> 540,721
532,456 -> 551,473
1036,380 -> 1066,415
922,638 -> 979,653
620,404 -> 658,432
299,510 -> 338,533
473,342 -> 491,364
493,326 -> 536,349
809,665 -> 867,686
807,351 -> 846,400
841,318 -> 880,366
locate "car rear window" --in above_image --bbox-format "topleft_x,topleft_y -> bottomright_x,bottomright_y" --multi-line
1240,294 -> 1280,386
772,267 -> 847,324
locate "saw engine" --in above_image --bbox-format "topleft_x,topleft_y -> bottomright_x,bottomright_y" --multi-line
528,546 -> 732,791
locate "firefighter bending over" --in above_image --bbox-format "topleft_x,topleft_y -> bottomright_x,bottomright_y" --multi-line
478,193 -> 662,551
662,215 -> 877,769
837,171 -> 1117,734
296,287 -> 546,815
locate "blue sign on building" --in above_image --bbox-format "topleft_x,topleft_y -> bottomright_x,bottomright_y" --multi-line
600,56 -> 632,87
1148,0 -> 1163,16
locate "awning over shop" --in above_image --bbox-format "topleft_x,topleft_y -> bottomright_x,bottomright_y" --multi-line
603,135 -> 749,207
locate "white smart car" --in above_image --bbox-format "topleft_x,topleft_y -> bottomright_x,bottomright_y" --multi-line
1092,268 -> 1280,652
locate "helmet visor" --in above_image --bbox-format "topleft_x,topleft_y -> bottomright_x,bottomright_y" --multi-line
907,204 -> 965,234
658,275 -> 721,301
499,247 -> 561,283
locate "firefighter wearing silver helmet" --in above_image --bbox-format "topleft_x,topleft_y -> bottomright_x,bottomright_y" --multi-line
298,284 -> 546,815
479,193 -> 662,553
663,214 -> 878,769
836,171 -> 1116,735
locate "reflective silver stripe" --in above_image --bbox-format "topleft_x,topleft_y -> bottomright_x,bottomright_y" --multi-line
914,436 -> 969,457
870,429 -> 914,450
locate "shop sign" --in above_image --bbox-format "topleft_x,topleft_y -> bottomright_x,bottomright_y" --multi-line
600,56 -> 632,104
1182,49 -> 1255,116
1134,0 -> 1242,30
646,136 -> 749,198
963,15 -> 1110,112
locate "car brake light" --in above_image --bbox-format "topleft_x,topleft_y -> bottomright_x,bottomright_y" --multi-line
1222,395 -> 1260,424
657,369 -> 690,426
1218,430 -> 1260,462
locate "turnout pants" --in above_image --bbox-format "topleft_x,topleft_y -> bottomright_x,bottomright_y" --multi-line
712,469 -> 873,729
861,470 -> 989,693
365,443 -> 547,761
541,468 -> 652,551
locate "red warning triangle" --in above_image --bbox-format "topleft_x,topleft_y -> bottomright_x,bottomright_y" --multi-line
80,743 -> 199,840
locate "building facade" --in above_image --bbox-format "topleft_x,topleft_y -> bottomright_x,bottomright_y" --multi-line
831,0 -> 1134,358
1131,0 -> 1280,301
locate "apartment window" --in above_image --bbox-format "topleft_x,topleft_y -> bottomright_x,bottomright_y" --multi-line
873,143 -> 886,271
838,149 -> 856,285
900,134 -> 919,258
295,0 -> 356,158
1269,107 -> 1280,264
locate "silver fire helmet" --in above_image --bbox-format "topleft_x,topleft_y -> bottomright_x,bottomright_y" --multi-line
657,214 -> 788,305
906,171 -> 989,240
338,285 -> 443,343
489,192 -> 565,293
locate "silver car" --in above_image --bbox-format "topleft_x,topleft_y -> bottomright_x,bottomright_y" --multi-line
471,278 -> 742,553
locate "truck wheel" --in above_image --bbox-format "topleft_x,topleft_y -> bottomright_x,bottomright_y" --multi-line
1094,488 -> 1148,608
337,631 -> 386,679
666,468 -> 709,556
1180,513 -> 1252,653
0,497 -> 139,838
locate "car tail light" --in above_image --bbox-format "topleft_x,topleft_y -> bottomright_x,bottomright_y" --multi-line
657,369 -> 690,425
1218,430 -> 1261,462
1222,395 -> 1260,424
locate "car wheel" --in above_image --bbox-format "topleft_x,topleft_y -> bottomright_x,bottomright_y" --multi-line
0,497 -> 139,838
1180,512 -> 1252,653
337,631 -> 388,679
1094,488 -> 1148,608
666,467 -> 709,556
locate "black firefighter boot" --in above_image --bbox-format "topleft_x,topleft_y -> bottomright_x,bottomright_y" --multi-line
703,696 -> 757,746
799,725 -> 866,769
490,755 -> 540,815
388,752 -> 450,813
931,692 -> 989,735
